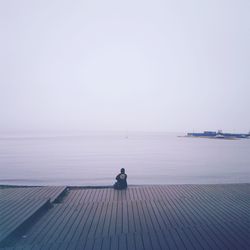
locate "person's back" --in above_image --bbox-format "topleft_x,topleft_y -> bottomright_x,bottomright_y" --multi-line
114,168 -> 127,190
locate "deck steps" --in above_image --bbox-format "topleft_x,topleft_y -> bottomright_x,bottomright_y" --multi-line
0,186 -> 67,245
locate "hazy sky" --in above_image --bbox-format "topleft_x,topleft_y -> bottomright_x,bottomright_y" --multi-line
0,0 -> 249,133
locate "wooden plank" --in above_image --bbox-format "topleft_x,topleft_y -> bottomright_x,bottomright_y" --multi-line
157,200 -> 175,228
115,202 -> 123,235
110,236 -> 118,250
92,237 -> 102,250
101,201 -> 113,237
101,236 -> 110,250
134,233 -> 144,250
201,223 -> 230,249
118,234 -> 127,250
79,202 -> 99,238
75,237 -> 88,250
168,228 -> 185,250
181,226 -> 203,250
69,202 -> 92,244
147,231 -> 162,250
126,234 -> 135,250
195,225 -> 220,249
55,207 -> 82,244
127,201 -> 136,234
122,201 -> 129,234
131,201 -> 142,233
149,200 -> 168,232
108,201 -> 117,236
162,229 -> 177,250
84,237 -> 95,250
60,195 -> 90,244
175,227 -> 194,250
141,232 -> 152,250
188,226 -> 211,250
93,202 -> 108,237
88,202 -> 105,237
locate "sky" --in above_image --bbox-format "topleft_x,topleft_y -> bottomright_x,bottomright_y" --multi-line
0,0 -> 249,133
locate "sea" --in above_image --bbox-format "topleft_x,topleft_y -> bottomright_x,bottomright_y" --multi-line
0,131 -> 249,186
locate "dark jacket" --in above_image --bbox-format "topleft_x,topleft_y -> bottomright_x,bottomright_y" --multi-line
115,173 -> 127,189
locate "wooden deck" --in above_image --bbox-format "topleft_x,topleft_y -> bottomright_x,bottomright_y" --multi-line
0,186 -> 67,245
0,184 -> 249,249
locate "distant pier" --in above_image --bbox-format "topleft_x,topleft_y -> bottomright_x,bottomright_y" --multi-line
0,184 -> 249,249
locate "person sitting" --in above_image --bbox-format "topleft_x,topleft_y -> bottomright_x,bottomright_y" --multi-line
114,168 -> 127,190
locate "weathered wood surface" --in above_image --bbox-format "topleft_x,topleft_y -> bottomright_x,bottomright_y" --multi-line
0,184 -> 249,250
0,186 -> 67,203
0,186 -> 67,244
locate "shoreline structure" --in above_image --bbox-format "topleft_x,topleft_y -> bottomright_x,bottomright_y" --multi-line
185,130 -> 250,139
0,183 -> 249,249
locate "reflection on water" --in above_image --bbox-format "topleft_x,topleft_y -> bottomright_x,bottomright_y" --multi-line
0,132 -> 249,186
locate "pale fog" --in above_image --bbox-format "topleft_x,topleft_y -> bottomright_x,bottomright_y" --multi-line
0,1 -> 250,186
0,0 -> 250,133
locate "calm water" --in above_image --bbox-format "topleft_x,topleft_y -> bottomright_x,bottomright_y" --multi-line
0,132 -> 249,186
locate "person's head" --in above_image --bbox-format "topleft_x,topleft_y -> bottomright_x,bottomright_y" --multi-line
121,168 -> 125,174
